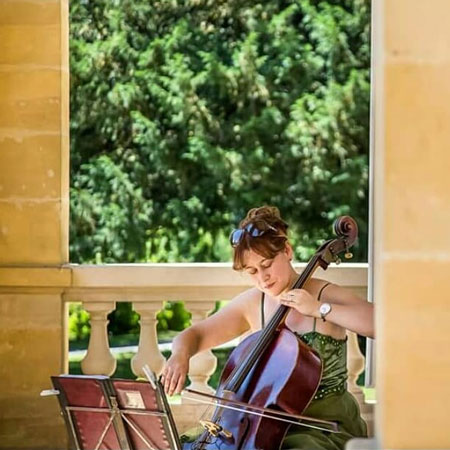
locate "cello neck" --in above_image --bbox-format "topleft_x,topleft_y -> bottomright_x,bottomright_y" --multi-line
223,254 -> 322,393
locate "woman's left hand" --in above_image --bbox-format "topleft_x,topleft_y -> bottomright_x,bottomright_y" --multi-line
279,289 -> 320,318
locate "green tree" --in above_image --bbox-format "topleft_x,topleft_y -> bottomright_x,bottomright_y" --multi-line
69,0 -> 371,264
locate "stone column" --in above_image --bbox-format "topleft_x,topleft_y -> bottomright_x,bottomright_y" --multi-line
184,301 -> 217,397
347,331 -> 365,398
131,301 -> 166,378
346,331 -> 373,436
373,1 -> 450,448
0,2 -> 69,265
81,302 -> 116,376
0,0 -> 69,448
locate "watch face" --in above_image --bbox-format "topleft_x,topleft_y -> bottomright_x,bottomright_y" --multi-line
320,303 -> 331,315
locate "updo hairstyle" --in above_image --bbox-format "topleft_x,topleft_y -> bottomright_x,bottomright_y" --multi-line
232,206 -> 289,271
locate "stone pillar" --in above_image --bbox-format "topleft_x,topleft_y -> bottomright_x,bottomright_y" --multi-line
184,301 -> 217,397
373,1 -> 450,448
0,0 -> 69,265
0,0 -> 69,448
81,302 -> 116,376
346,331 -> 373,436
346,332 -> 365,398
131,301 -> 166,378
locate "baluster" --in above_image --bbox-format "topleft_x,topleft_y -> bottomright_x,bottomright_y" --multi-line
81,302 -> 116,376
347,331 -> 365,398
131,301 -> 166,378
185,301 -> 217,396
347,331 -> 375,436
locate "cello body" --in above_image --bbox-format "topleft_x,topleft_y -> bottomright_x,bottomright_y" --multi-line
184,327 -> 322,450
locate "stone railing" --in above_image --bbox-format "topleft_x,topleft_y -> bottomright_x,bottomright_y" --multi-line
63,263 -> 372,434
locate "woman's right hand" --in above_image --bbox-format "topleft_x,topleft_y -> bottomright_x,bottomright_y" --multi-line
161,352 -> 189,396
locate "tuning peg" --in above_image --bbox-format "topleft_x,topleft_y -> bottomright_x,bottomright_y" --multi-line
344,252 -> 353,259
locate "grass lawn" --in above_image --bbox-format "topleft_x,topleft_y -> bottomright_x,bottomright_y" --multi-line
362,387 -> 376,402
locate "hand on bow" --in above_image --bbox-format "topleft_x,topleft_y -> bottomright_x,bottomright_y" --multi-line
279,289 -> 320,318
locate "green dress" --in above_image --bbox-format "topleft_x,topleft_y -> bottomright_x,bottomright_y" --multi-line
281,331 -> 367,450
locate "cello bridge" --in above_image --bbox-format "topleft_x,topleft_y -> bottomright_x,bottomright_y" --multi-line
199,420 -> 232,439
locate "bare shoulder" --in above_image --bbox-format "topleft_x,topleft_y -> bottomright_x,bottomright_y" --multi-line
231,286 -> 261,303
227,287 -> 261,313
304,277 -> 333,297
224,287 -> 262,330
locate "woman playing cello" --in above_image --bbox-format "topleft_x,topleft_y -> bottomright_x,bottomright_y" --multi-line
162,206 -> 374,449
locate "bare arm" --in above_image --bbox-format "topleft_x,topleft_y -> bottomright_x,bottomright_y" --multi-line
280,282 -> 374,339
174,295 -> 253,354
162,289 -> 257,395
319,283 -> 374,338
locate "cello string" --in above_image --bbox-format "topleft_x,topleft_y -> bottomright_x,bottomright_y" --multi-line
225,256 -> 321,392
184,388 -> 338,428
183,395 -> 340,434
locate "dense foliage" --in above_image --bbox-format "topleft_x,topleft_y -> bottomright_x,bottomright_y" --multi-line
68,301 -> 191,341
69,0 -> 371,265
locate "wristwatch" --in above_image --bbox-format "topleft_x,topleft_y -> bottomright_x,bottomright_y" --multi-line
319,302 -> 332,321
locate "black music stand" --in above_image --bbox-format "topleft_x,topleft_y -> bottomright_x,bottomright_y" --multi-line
42,367 -> 181,450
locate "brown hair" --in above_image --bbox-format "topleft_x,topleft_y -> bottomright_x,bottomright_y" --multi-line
232,206 -> 289,271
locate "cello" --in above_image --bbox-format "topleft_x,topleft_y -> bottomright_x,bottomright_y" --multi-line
183,216 -> 358,450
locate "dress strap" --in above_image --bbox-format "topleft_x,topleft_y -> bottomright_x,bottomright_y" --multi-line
260,292 -> 265,329
312,282 -> 332,332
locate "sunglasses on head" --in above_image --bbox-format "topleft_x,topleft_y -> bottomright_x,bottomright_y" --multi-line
229,222 -> 278,248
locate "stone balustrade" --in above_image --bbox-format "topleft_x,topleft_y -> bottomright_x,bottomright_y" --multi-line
61,262 -> 373,434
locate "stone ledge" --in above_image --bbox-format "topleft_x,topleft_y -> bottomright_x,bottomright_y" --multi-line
69,262 -> 368,288
0,266 -> 71,287
0,263 -> 368,295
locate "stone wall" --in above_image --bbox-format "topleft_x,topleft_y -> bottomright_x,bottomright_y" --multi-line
373,1 -> 450,448
0,0 -> 69,447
